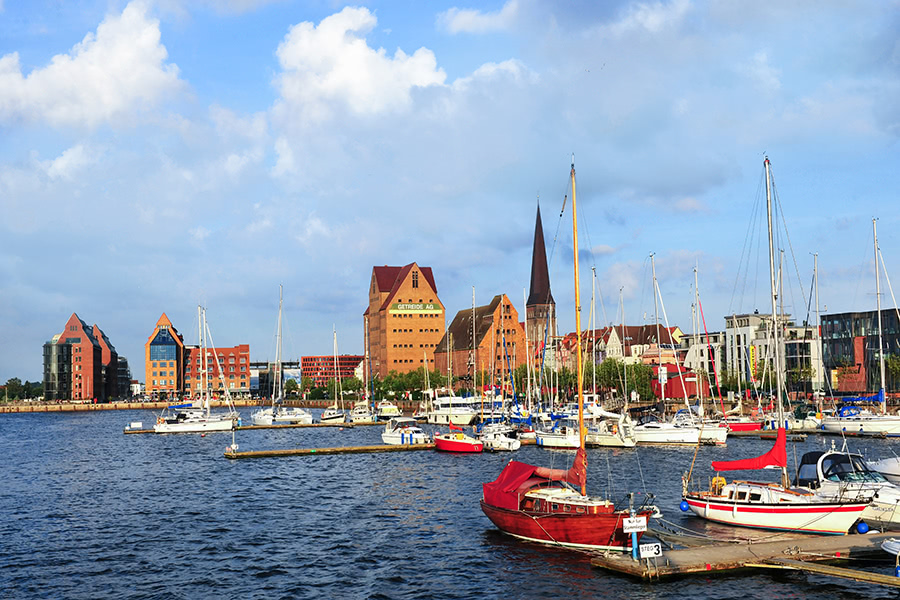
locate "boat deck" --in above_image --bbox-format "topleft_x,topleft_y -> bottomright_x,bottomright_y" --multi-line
590,530 -> 899,585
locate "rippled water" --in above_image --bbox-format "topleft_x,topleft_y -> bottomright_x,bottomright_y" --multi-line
2,410 -> 900,599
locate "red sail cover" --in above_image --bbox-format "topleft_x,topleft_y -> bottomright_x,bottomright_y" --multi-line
483,448 -> 588,510
712,427 -> 786,471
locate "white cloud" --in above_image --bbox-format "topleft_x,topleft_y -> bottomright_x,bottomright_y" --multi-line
42,144 -> 95,181
438,0 -> 519,34
672,197 -> 707,213
605,0 -> 690,37
296,213 -> 330,244
273,7 -> 446,124
190,226 -> 210,243
0,1 -> 182,128
745,51 -> 781,93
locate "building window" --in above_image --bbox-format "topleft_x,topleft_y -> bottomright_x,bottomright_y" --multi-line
412,272 -> 419,288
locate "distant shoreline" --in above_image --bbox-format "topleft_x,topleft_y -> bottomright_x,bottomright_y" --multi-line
0,398 -> 416,414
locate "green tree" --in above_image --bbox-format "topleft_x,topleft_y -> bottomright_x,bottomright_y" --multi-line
284,378 -> 299,396
5,378 -> 23,400
300,376 -> 314,392
342,376 -> 363,394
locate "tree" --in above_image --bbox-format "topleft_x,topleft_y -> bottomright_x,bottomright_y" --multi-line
300,376 -> 314,392
284,378 -> 299,397
5,378 -> 23,400
342,376 -> 363,394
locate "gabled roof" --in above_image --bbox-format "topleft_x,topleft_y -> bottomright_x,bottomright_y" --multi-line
372,263 -> 439,312
436,295 -> 505,353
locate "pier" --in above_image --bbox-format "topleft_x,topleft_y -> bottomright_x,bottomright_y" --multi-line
591,530 -> 900,585
224,443 -> 436,459
124,421 -> 381,434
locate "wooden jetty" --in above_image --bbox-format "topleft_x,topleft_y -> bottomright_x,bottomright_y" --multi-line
591,531 -> 900,586
224,443 -> 436,459
124,422 -> 379,434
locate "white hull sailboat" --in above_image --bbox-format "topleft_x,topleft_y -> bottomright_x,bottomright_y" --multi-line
821,220 -> 900,436
681,157 -> 870,535
251,287 -> 313,426
155,305 -> 240,434
319,328 -> 347,424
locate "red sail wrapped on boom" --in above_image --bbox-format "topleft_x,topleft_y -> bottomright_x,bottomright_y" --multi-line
711,427 -> 786,471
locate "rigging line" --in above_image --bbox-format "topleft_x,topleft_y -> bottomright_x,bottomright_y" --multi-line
770,171 -> 808,305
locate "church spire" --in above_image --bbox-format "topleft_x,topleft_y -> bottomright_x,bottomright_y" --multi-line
527,203 -> 554,307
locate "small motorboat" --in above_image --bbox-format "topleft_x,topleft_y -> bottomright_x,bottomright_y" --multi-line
381,417 -> 429,445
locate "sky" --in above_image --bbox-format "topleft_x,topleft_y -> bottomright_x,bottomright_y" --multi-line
2,0 -> 899,384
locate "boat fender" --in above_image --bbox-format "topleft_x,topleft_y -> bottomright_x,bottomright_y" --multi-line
612,424 -> 618,435
157,417 -> 164,425
857,521 -> 870,534
710,476 -> 726,495
679,500 -> 690,512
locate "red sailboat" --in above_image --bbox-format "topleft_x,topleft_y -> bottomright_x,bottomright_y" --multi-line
434,423 -> 483,453
480,158 -> 655,551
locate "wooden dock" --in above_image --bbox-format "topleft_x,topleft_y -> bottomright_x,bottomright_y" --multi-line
224,443 -> 436,459
591,531 -> 899,585
124,422 -> 379,434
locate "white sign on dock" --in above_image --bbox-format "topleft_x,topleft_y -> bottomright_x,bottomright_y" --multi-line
623,515 -> 647,533
639,542 -> 662,558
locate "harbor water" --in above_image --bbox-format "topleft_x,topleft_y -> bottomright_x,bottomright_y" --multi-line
2,410 -> 899,599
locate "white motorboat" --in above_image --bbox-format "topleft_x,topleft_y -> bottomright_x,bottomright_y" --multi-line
795,444 -> 900,529
633,415 -> 701,445
375,400 -> 402,420
479,422 -> 521,452
866,455 -> 900,484
535,420 -> 581,449
381,417 -> 429,445
585,416 -> 636,448
251,405 -> 313,425
427,394 -> 478,426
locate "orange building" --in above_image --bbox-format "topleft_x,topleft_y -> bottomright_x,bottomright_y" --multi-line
144,313 -> 186,400
365,263 -> 446,378
184,344 -> 251,398
434,294 -> 526,386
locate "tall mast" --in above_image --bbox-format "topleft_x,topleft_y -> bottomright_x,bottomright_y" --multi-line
471,286 -> 476,399
764,156 -> 788,487
275,285 -> 283,403
591,267 -> 597,399
875,218 -> 886,413
814,252 -> 821,397
651,253 -> 665,403
570,155 -> 587,495
620,287 -> 627,405
198,304 -> 205,412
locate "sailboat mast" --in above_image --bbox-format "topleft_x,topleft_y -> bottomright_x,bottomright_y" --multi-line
814,252 -> 821,398
570,157 -> 587,493
874,218 -> 887,413
651,254 -> 665,403
276,285 -> 283,402
620,287 -> 627,404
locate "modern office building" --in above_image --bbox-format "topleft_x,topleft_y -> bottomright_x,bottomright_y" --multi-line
821,308 -> 900,394
301,355 -> 364,387
42,313 -> 118,402
144,313 -> 186,400
184,343 -> 251,398
365,263 -> 445,378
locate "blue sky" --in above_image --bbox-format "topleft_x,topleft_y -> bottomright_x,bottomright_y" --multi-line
2,0 -> 899,384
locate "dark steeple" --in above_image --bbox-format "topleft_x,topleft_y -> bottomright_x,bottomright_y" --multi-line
527,203 -> 554,307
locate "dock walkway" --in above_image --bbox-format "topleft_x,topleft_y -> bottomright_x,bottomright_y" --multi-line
591,531 -> 899,585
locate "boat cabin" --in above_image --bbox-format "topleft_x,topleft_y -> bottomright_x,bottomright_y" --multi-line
794,450 -> 888,489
